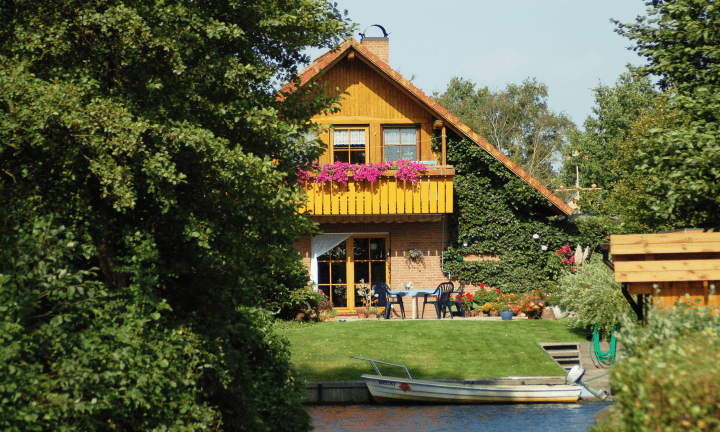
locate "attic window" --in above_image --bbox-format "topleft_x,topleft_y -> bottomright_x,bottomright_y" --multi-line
333,128 -> 366,164
384,127 -> 418,161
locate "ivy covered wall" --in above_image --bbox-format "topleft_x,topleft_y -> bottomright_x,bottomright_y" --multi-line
439,137 -> 615,293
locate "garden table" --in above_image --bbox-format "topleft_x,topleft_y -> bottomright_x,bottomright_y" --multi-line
390,288 -> 442,319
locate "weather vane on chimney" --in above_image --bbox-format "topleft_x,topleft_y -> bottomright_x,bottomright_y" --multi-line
359,24 -> 389,39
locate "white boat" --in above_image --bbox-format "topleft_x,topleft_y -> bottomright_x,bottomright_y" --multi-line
353,357 -> 605,404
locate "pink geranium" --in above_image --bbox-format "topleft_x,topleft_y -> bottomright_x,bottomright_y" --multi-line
298,160 -> 428,185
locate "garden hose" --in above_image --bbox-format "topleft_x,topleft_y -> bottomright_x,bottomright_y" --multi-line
590,323 -> 617,366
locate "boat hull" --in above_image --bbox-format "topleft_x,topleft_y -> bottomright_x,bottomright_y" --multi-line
362,374 -> 582,404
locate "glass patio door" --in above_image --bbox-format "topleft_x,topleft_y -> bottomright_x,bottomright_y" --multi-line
316,235 -> 388,310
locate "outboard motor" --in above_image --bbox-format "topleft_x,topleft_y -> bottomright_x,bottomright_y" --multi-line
565,365 -> 609,401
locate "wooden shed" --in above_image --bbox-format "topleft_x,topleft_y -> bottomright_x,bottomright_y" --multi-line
607,230 -> 720,319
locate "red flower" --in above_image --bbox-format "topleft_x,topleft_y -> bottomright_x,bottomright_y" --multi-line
496,289 -> 501,293
480,294 -> 485,297
571,267 -> 577,270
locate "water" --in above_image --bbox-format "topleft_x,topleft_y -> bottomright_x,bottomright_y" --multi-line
309,402 -> 612,432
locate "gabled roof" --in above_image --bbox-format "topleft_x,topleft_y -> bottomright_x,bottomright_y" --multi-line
287,39 -> 573,216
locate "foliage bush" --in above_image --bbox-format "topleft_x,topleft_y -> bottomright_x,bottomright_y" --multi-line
0,1 -> 354,430
616,297 -> 720,358
0,218 -> 311,431
557,254 -> 635,337
591,304 -> 720,432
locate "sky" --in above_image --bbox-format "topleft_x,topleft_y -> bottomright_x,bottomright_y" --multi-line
304,0 -> 652,131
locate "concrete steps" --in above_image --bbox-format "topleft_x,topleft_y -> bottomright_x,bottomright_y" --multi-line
537,342 -> 581,371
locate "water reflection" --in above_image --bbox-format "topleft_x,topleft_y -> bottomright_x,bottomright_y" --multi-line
309,402 -> 612,432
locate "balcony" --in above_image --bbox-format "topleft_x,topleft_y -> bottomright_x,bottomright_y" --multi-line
299,166 -> 454,218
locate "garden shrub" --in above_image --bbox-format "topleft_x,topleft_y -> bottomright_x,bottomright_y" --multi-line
0,218 -> 310,432
588,304 -> 720,432
616,298 -> 720,358
557,254 -> 635,337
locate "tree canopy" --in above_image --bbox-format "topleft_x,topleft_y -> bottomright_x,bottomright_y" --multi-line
558,72 -> 658,190
0,1 -> 351,430
614,0 -> 720,228
435,77 -> 575,187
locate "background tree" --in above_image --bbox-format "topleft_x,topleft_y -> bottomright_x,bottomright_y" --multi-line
0,1 -> 351,430
558,72 -> 658,190
614,0 -> 720,228
435,77 -> 575,187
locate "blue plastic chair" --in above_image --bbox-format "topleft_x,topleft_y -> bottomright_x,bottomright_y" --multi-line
421,282 -> 454,319
445,281 -> 467,318
373,282 -> 405,319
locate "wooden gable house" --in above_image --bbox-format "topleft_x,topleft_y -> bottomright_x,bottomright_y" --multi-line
289,36 -> 572,313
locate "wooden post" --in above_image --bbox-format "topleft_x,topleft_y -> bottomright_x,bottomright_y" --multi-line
441,125 -> 447,166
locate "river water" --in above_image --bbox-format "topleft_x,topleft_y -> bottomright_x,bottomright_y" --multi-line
309,402 -> 612,431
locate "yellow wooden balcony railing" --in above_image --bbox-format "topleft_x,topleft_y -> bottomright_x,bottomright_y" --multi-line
299,167 -> 454,216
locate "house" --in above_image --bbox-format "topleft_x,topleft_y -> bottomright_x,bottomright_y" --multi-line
288,34 -> 572,314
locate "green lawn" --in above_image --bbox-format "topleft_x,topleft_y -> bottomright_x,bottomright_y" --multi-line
278,319 -> 588,382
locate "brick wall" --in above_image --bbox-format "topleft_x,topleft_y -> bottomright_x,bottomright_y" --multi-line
360,38 -> 389,64
294,219 -> 451,314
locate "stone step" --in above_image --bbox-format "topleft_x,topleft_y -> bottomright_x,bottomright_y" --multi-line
538,342 -> 581,371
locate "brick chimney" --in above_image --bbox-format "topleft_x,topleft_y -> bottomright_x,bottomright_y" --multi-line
360,36 -> 389,64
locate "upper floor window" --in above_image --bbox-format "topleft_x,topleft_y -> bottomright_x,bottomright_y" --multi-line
384,127 -> 417,161
333,128 -> 366,164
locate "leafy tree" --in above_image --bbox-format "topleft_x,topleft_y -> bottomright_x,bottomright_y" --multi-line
0,1 -> 351,430
595,93 -> 687,232
558,72 -> 658,190
615,0 -> 720,228
435,77 -> 575,187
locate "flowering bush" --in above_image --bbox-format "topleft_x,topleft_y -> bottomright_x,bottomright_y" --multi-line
496,293 -> 517,312
297,160 -> 429,185
473,285 -> 497,307
556,244 -> 576,267
481,302 -> 499,312
453,292 -> 475,310
512,289 -> 546,315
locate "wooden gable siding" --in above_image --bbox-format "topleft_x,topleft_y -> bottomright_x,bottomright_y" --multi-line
310,57 -> 435,165
611,231 -> 720,311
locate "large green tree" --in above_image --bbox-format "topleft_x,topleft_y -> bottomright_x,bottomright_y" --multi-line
0,1 -> 351,430
615,0 -> 720,228
435,77 -> 575,187
558,72 -> 658,190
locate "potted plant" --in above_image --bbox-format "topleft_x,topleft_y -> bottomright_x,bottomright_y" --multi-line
356,279 -> 378,319
513,289 -> 546,319
475,287 -> 500,316
496,292 -> 517,320
404,249 -> 425,267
